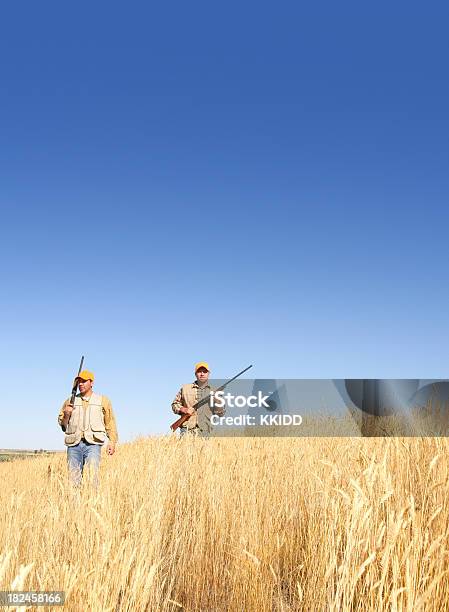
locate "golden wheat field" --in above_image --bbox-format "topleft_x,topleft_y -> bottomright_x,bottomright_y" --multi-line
1,436 -> 449,611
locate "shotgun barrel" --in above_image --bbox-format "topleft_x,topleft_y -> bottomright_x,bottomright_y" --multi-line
70,355 -> 85,405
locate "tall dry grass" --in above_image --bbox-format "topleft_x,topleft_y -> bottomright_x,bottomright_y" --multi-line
1,436 -> 449,611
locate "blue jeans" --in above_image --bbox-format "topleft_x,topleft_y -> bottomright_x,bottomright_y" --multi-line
67,440 -> 102,486
179,426 -> 200,437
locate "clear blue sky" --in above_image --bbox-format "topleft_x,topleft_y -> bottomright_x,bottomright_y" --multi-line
1,2 -> 448,448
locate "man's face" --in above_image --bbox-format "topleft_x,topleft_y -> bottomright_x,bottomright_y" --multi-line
196,367 -> 209,384
78,378 -> 93,395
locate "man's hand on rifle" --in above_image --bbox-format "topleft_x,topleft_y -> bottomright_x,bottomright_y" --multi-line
63,403 -> 73,418
179,404 -> 195,416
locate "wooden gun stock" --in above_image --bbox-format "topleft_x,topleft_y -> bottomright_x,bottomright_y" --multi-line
170,412 -> 192,432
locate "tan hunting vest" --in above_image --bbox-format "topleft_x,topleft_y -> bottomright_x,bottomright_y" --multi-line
181,383 -> 214,431
64,392 -> 107,447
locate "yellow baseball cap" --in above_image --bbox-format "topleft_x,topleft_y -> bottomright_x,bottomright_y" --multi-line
194,362 -> 210,373
76,369 -> 95,382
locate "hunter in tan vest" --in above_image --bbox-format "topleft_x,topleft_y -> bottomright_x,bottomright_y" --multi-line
58,369 -> 118,484
63,392 -> 107,446
171,361 -> 225,434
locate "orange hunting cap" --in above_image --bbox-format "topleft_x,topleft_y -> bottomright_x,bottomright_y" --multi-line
194,362 -> 210,373
76,369 -> 95,382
